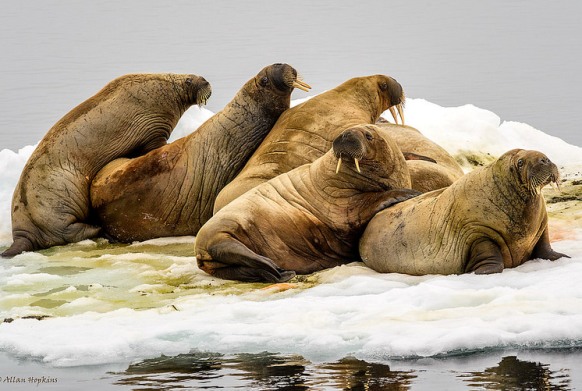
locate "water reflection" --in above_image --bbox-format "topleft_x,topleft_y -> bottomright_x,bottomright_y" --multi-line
114,352 -> 416,390
459,355 -> 571,390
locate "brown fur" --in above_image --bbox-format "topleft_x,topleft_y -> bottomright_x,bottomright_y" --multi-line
2,73 -> 210,257
360,149 -> 568,275
90,64 -> 307,242
213,74 -> 405,212
376,120 -> 464,192
195,125 -> 417,283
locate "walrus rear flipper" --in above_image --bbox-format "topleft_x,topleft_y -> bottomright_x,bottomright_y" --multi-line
1,237 -> 34,258
204,240 -> 295,283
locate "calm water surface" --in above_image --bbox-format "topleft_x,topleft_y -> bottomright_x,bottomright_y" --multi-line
1,350 -> 580,390
1,1 -> 581,151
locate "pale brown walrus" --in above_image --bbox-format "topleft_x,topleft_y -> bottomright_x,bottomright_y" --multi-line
376,119 -> 465,192
195,124 -> 419,283
360,149 -> 569,275
213,74 -> 405,212
90,63 -> 311,242
2,73 -> 211,257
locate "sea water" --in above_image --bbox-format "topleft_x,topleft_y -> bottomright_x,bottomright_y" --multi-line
1,98 -> 582,389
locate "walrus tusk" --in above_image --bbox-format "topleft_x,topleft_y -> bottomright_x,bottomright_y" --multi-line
389,106 -> 399,124
354,158 -> 361,173
293,80 -> 312,92
397,104 -> 405,125
336,158 -> 342,174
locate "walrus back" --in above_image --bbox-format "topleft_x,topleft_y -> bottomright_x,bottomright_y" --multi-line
214,81 -> 384,212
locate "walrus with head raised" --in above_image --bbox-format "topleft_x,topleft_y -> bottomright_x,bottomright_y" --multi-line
375,119 -> 465,192
213,74 -> 405,212
195,124 -> 419,283
360,149 -> 569,275
90,63 -> 310,242
2,73 -> 211,258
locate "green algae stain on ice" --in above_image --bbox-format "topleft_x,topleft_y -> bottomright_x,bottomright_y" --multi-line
0,236 -> 320,321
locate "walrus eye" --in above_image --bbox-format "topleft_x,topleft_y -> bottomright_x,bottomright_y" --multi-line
185,78 -> 193,85
380,82 -> 388,91
365,132 -> 373,141
517,159 -> 524,168
260,76 -> 269,87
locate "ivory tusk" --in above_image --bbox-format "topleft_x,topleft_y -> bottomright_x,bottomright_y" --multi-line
389,106 -> 399,124
397,104 -> 405,125
336,158 -> 342,174
354,158 -> 361,173
292,80 -> 311,92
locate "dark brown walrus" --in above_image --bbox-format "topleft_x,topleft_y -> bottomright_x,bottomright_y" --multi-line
213,74 -> 405,212
2,73 -> 211,257
360,149 -> 569,275
90,64 -> 310,242
195,124 -> 419,283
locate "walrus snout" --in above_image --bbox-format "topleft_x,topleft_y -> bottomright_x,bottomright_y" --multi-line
333,129 -> 368,174
269,64 -> 311,93
195,78 -> 212,106
378,76 -> 405,125
525,153 -> 561,194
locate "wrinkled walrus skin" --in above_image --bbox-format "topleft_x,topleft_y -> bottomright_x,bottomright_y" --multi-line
91,64 -> 310,242
2,73 -> 211,257
213,74 -> 405,212
376,119 -> 465,192
360,149 -> 569,275
195,124 -> 419,283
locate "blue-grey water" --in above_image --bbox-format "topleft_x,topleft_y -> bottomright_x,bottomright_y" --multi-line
1,1 -> 582,389
1,0 -> 581,152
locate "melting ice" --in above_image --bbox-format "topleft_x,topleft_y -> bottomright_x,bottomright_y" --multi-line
0,98 -> 581,367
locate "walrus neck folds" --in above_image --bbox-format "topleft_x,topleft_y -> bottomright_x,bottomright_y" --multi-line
334,80 -> 383,123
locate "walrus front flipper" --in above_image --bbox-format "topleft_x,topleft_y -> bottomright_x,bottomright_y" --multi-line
531,227 -> 570,261
203,240 -> 295,283
375,188 -> 422,213
466,240 -> 504,274
402,152 -> 437,164
1,237 -> 34,258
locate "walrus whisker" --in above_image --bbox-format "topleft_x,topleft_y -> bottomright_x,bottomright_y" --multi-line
354,158 -> 361,173
292,80 -> 311,92
336,157 -> 343,174
397,104 -> 405,125
389,106 -> 399,125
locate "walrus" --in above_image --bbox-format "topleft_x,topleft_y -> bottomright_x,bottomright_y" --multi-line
375,119 -> 465,192
213,74 -> 405,212
2,73 -> 211,258
90,63 -> 310,242
195,124 -> 419,283
360,149 -> 569,275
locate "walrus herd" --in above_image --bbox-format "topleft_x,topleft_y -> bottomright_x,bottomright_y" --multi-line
2,63 -> 569,283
